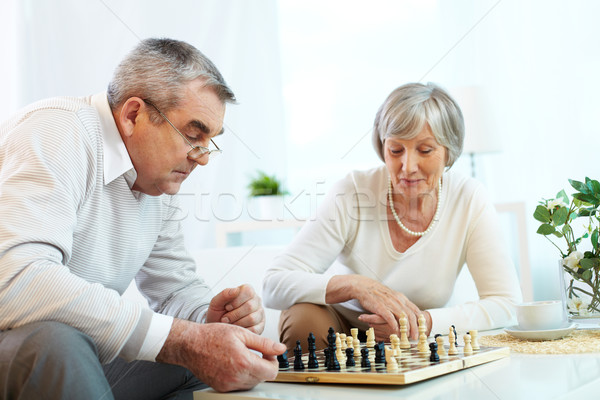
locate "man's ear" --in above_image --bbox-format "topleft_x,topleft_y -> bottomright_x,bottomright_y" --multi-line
119,98 -> 144,137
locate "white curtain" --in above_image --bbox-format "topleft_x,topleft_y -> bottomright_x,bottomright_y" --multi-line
2,0 -> 286,250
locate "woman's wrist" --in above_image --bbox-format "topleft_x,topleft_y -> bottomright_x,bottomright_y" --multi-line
325,274 -> 360,304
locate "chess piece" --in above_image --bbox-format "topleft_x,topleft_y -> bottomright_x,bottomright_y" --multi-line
399,313 -> 411,349
390,334 -> 402,359
307,332 -> 319,369
353,336 -> 361,355
346,347 -> 355,367
386,346 -> 399,372
327,330 -> 341,371
361,347 -> 371,368
451,324 -> 458,346
429,342 -> 440,362
366,327 -> 376,348
277,350 -> 289,369
463,333 -> 473,355
469,330 -> 480,350
417,314 -> 428,353
374,341 -> 386,364
324,347 -> 331,369
434,334 -> 447,357
448,327 -> 458,355
340,333 -> 347,350
346,335 -> 354,351
293,341 -> 305,370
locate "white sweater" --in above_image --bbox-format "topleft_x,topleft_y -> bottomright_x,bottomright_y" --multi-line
0,93 -> 213,363
263,166 -> 522,335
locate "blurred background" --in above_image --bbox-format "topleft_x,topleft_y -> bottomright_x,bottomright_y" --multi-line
2,0 -> 599,301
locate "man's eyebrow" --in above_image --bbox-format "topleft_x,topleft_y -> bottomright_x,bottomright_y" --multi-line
187,120 -> 224,136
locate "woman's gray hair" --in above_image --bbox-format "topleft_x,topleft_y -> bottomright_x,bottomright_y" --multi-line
372,82 -> 464,167
107,38 -> 236,124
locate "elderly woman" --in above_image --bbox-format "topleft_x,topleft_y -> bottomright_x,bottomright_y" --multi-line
263,82 -> 522,350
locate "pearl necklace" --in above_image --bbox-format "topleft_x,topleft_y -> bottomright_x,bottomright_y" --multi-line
388,177 -> 442,237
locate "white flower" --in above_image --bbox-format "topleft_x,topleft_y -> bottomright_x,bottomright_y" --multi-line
546,198 -> 568,211
563,251 -> 584,271
567,297 -> 590,315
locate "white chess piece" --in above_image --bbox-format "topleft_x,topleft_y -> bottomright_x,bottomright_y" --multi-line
435,335 -> 447,357
386,345 -> 399,372
469,330 -> 480,350
463,333 -> 473,355
448,327 -> 458,355
399,313 -> 411,349
366,327 -> 376,348
417,314 -> 428,353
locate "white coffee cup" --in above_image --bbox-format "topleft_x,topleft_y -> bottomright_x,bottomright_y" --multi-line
516,300 -> 566,331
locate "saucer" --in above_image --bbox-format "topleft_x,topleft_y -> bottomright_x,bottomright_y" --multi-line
504,323 -> 578,341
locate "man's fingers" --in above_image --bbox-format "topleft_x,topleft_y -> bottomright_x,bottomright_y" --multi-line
242,331 -> 287,356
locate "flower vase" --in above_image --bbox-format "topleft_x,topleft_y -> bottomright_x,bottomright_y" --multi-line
559,260 -> 600,324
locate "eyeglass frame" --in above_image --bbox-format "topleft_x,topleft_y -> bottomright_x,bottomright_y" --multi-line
142,99 -> 222,161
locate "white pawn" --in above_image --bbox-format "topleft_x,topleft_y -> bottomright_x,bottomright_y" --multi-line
386,345 -> 399,372
340,333 -> 347,351
448,327 -> 458,355
346,335 -> 353,351
435,335 -> 447,357
399,313 -> 411,349
469,330 -> 480,350
463,333 -> 473,355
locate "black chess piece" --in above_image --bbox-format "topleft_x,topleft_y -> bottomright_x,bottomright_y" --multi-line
307,332 -> 319,369
327,332 -> 340,371
361,347 -> 371,368
374,341 -> 386,364
429,342 -> 440,362
277,350 -> 289,369
293,340 -> 305,370
345,347 -> 355,367
451,324 -> 458,346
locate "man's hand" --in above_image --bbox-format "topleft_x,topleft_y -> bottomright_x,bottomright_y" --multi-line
206,284 -> 265,334
156,319 -> 287,392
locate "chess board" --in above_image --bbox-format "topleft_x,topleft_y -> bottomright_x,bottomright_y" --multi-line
272,343 -> 509,385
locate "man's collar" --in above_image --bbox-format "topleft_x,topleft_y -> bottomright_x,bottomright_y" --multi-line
91,92 -> 137,187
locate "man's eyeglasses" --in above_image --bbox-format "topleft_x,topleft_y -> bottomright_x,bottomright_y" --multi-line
143,99 -> 222,162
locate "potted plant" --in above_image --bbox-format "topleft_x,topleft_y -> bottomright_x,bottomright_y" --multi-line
533,177 -> 600,320
247,170 -> 289,220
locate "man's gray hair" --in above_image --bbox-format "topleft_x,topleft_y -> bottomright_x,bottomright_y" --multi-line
372,82 -> 464,167
107,38 -> 235,123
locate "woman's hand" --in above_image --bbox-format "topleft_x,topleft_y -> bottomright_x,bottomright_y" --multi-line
326,275 -> 428,340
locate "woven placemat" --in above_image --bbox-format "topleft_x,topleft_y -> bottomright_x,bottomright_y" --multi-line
479,330 -> 600,354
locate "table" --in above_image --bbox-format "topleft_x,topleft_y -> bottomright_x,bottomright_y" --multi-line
194,333 -> 600,399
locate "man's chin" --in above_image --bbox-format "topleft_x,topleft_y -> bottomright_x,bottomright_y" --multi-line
153,183 -> 182,196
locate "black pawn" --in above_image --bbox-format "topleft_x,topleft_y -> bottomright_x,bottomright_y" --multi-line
277,350 -> 289,369
293,340 -> 305,370
361,347 -> 371,368
429,342 -> 440,362
345,347 -> 355,367
374,341 -> 386,364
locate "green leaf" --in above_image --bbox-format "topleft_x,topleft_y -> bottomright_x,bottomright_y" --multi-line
552,231 -> 564,238
556,189 -> 570,204
582,269 -> 593,281
570,179 -> 591,194
573,193 -> 597,204
537,224 -> 555,235
533,205 -> 551,223
552,207 -> 569,226
579,258 -> 598,270
592,230 -> 599,250
586,178 -> 600,194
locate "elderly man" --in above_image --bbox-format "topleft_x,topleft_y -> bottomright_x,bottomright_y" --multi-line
0,38 -> 285,399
